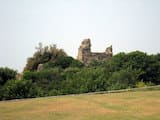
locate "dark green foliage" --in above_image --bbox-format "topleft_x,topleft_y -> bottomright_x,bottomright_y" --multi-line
109,52 -> 126,71
54,56 -> 74,69
62,67 -> 109,94
110,51 -> 148,71
0,67 -> 17,86
43,56 -> 84,69
141,55 -> 160,84
24,43 -> 66,71
23,68 -> 63,90
110,51 -> 160,84
24,42 -> 83,71
0,79 -> 43,100
108,69 -> 140,90
70,59 -> 84,68
1,43 -> 160,100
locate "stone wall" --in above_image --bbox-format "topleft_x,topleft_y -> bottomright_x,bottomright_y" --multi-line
77,38 -> 112,65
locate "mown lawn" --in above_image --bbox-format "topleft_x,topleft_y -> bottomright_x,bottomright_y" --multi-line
0,91 -> 160,120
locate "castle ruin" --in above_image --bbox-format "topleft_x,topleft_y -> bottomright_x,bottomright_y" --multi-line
77,38 -> 112,65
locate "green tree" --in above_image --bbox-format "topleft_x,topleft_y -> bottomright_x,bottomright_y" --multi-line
1,79 -> 43,100
23,68 -> 63,90
0,67 -> 17,86
108,68 -> 139,90
142,55 -> 160,84
54,56 -> 73,69
24,43 -> 66,71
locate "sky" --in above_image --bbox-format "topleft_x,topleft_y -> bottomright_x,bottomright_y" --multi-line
0,0 -> 160,72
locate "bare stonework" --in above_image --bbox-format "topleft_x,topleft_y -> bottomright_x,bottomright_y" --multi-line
77,38 -> 112,65
37,64 -> 43,71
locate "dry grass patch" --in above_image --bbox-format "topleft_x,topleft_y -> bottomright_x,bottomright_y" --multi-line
0,91 -> 160,120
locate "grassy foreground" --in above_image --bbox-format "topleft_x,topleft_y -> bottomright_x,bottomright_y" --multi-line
0,90 -> 160,120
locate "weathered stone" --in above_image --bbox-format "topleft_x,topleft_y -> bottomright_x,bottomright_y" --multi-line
37,64 -> 43,71
77,38 -> 112,65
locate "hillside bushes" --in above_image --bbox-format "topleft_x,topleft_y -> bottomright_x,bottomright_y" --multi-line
0,44 -> 160,100
0,67 -> 17,86
0,79 -> 43,100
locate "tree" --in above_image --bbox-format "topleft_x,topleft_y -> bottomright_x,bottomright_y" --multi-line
23,68 -> 63,90
0,67 -> 17,86
108,68 -> 140,90
54,56 -> 73,69
141,55 -> 160,84
24,43 -> 67,71
110,52 -> 126,71
0,79 -> 43,100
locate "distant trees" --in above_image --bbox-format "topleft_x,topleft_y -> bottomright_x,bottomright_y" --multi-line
0,79 -> 43,100
0,67 -> 17,86
0,43 -> 160,100
24,43 -> 66,71
109,51 -> 147,71
43,56 -> 83,69
109,51 -> 160,84
62,67 -> 108,94
107,68 -> 140,90
142,55 -> 160,84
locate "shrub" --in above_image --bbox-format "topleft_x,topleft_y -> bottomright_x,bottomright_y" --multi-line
108,69 -> 139,90
0,67 -> 17,85
0,79 -> 43,100
136,81 -> 147,88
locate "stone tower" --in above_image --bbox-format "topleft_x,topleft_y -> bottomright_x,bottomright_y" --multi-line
77,38 -> 112,65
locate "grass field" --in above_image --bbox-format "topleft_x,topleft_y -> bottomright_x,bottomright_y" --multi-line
0,90 -> 160,120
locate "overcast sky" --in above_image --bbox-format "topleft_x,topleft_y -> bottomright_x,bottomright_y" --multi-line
0,0 -> 160,72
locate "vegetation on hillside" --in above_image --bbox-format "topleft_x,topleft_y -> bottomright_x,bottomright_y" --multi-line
0,43 -> 160,100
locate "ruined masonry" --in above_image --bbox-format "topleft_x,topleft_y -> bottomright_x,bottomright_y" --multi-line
77,38 -> 112,65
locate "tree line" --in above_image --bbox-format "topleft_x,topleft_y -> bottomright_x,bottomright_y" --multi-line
0,43 -> 160,100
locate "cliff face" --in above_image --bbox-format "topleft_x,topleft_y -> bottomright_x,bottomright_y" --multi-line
77,38 -> 112,65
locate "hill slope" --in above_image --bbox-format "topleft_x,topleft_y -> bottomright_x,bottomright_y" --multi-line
0,90 -> 160,120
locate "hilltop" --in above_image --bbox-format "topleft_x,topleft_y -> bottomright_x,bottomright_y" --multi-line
0,41 -> 160,100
